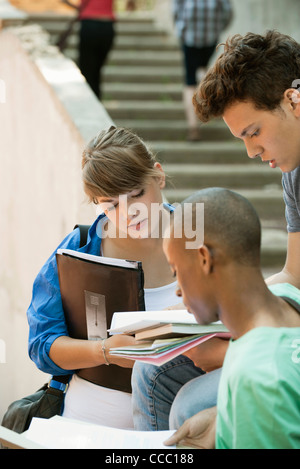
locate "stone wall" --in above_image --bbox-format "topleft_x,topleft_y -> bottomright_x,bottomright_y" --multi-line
156,0 -> 300,43
227,0 -> 300,42
0,23 -> 113,421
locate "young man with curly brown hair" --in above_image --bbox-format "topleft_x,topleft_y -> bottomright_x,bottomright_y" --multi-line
193,30 -> 300,289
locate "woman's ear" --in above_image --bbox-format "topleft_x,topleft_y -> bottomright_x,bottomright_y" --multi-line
154,162 -> 166,189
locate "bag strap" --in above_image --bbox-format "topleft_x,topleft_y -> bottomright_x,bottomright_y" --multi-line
73,224 -> 91,248
48,375 -> 70,393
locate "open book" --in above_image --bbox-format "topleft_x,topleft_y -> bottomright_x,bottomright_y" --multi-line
22,416 -> 176,450
109,309 -> 228,336
108,309 -> 230,366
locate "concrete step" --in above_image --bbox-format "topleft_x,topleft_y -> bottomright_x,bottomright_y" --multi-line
26,14 -> 167,36
25,12 -> 156,23
103,65 -> 183,84
113,35 -> 179,51
164,188 -> 286,221
62,46 -> 180,67
261,228 -> 287,268
115,22 -> 169,36
107,50 -> 182,67
23,13 -> 287,271
114,119 -> 234,141
49,32 -> 179,52
104,100 -> 185,120
63,47 -> 182,66
26,13 -> 177,61
151,141 -> 250,164
164,164 -> 282,190
103,83 -> 182,102
261,247 -> 286,269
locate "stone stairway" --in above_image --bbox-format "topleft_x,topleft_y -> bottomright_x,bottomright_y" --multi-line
25,12 -> 288,273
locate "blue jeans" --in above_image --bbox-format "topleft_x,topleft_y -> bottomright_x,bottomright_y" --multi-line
132,355 -> 219,430
169,367 -> 222,429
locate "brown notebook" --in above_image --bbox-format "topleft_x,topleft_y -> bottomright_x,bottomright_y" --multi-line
56,249 -> 145,393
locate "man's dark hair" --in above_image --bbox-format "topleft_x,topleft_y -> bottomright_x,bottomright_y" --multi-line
194,30 -> 300,122
181,188 -> 262,267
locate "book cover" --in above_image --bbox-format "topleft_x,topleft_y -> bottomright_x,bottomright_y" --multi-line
109,309 -> 227,336
109,333 -> 231,367
108,309 -> 230,366
135,322 -> 229,341
56,249 -> 145,393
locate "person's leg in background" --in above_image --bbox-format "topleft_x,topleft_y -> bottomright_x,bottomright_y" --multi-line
131,355 -> 205,431
182,44 -> 216,141
79,19 -> 115,99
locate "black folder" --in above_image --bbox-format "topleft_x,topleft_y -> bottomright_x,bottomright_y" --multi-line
56,249 -> 145,393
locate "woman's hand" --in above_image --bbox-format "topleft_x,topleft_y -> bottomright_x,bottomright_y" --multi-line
49,335 -> 137,370
105,334 -> 137,368
184,338 -> 229,372
126,0 -> 136,11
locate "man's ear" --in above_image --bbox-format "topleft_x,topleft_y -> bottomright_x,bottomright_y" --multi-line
198,244 -> 214,275
284,88 -> 300,116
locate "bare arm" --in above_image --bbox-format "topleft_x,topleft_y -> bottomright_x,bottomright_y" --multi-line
126,0 -> 136,10
266,232 -> 300,289
49,334 -> 137,370
184,337 -> 229,372
60,0 -> 79,10
164,406 -> 217,449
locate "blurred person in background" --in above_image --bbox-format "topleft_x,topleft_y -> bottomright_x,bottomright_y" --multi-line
172,0 -> 233,141
62,0 -> 136,99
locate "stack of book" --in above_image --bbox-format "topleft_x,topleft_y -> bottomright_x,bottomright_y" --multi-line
55,248 -> 230,369
108,310 -> 230,366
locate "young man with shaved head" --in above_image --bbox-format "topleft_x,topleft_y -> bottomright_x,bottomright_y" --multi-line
164,188 -> 300,449
131,30 -> 300,437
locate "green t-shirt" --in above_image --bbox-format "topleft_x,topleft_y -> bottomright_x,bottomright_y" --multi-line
216,284 -> 300,449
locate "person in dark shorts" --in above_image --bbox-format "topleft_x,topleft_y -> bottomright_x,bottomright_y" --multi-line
172,0 -> 232,141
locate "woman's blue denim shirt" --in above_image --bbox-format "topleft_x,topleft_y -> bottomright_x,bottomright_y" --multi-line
27,204 -> 174,377
27,212 -> 105,376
